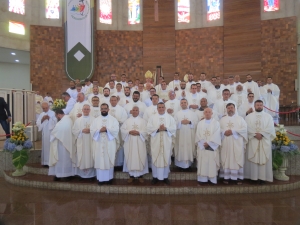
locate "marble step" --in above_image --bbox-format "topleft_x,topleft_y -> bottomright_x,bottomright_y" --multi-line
4,171 -> 300,195
24,163 -> 198,181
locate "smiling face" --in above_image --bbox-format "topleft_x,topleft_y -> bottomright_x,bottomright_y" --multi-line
82,105 -> 90,116
157,103 -> 166,115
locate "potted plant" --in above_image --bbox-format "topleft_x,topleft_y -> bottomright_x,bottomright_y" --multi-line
52,99 -> 66,111
3,122 -> 33,176
272,124 -> 299,181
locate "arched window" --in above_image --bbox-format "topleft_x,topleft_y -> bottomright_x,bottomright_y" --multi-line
9,0 -> 25,15
99,0 -> 112,24
178,0 -> 190,23
46,0 -> 60,19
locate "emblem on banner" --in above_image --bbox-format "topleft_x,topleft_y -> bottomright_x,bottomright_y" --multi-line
69,0 -> 90,20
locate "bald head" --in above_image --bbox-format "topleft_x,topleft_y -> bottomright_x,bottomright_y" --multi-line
77,92 -> 85,103
168,90 -> 176,100
41,101 -> 49,112
82,104 -> 91,116
203,108 -> 212,120
131,106 -> 140,117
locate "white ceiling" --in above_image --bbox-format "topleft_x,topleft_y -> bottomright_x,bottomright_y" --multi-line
0,47 -> 29,65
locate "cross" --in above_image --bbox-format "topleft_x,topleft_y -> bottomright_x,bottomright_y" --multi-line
85,122 -> 90,128
132,123 -> 139,130
159,118 -> 165,125
227,121 -> 234,129
255,120 -> 262,132
203,129 -> 210,140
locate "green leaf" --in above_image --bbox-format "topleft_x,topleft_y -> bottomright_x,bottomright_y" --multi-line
12,150 -> 29,169
272,150 -> 284,170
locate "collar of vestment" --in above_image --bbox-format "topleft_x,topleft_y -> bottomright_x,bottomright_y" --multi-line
205,119 -> 211,124
83,116 -> 89,118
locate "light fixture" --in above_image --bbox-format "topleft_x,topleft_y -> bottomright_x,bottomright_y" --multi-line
15,59 -> 19,62
11,52 -> 16,55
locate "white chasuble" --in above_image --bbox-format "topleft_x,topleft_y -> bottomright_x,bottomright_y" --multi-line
213,99 -> 237,119
245,111 -> 275,165
165,99 -> 181,117
220,114 -> 248,170
195,109 -> 219,122
37,110 -> 57,165
243,81 -> 261,101
124,101 -> 147,118
90,115 -> 119,170
69,101 -> 90,122
72,116 -> 95,170
143,105 -> 158,122
147,113 -> 176,168
90,106 -> 101,119
121,116 -> 148,174
195,119 -> 221,182
244,111 -> 275,182
174,109 -> 198,163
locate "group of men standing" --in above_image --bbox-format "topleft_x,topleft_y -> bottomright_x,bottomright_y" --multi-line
36,72 -> 278,186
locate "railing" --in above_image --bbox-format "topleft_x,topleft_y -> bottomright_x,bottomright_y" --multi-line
0,88 -> 36,139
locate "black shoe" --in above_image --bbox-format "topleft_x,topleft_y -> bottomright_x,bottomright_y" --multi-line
62,177 -> 71,182
149,168 -> 152,172
151,178 -> 158,185
258,180 -> 265,185
53,176 -> 60,181
106,179 -> 113,185
98,181 -> 105,186
163,178 -> 170,185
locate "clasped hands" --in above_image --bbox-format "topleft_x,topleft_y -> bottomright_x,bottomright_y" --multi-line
224,130 -> 233,136
129,130 -> 140,136
41,115 -> 50,123
100,127 -> 107,133
181,119 -> 190,125
82,128 -> 90,134
255,133 -> 263,140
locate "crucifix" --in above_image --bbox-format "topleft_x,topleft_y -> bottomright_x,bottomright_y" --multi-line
154,0 -> 159,21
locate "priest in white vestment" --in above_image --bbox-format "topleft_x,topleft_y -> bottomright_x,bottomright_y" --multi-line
37,102 -> 57,166
121,106 -> 149,183
187,84 -> 202,112
213,89 -> 237,119
219,103 -> 248,185
143,88 -> 163,107
243,74 -> 261,101
165,91 -> 181,117
44,93 -> 53,106
62,92 -> 76,115
230,85 -> 248,110
244,100 -> 276,183
89,96 -> 101,118
69,93 -> 89,122
87,86 -> 102,105
195,108 -> 221,184
158,81 -> 170,102
72,104 -> 96,179
174,99 -> 198,170
90,103 -> 119,185
99,88 -> 111,106
238,93 -> 255,118
198,73 -> 214,94
108,96 -> 128,167
66,80 -> 78,100
175,81 -> 187,100
124,91 -> 147,117
49,110 -> 76,180
168,72 -> 181,91
186,74 -> 196,92
263,77 -> 280,123
195,98 -> 219,121
147,103 -> 176,185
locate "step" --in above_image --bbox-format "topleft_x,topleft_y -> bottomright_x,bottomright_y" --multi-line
24,163 -> 198,181
4,171 -> 300,195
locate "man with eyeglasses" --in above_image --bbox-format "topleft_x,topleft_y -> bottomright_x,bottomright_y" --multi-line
239,93 -> 256,118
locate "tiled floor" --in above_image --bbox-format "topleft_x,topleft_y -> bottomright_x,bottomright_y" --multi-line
0,177 -> 300,225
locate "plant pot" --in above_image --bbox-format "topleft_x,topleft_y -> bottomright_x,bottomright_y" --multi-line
12,167 -> 26,177
274,157 -> 289,181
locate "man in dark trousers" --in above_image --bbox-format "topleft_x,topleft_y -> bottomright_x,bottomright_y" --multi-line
0,97 -> 12,139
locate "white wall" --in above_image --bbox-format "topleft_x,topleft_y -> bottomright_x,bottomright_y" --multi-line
0,62 -> 30,90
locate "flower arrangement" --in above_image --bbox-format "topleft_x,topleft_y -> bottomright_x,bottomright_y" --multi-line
272,124 -> 299,170
52,99 -> 66,111
3,122 -> 33,176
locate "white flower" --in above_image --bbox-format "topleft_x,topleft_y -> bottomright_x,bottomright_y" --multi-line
15,145 -> 23,151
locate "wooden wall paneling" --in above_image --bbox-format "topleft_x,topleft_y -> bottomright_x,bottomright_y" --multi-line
223,0 -> 261,80
143,0 -> 176,83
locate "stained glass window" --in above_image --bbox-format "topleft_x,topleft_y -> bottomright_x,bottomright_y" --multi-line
9,21 -> 25,35
128,0 -> 140,25
46,0 -> 60,19
99,0 -> 112,24
207,0 -> 220,21
264,0 -> 279,12
178,0 -> 190,23
9,0 -> 25,15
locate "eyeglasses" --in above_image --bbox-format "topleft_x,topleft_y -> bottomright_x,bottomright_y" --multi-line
248,96 -> 254,98
92,100 -> 99,101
